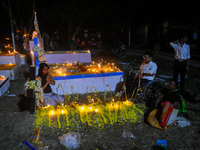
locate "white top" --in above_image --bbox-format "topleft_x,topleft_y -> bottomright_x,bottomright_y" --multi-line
137,61 -> 157,80
170,42 -> 190,60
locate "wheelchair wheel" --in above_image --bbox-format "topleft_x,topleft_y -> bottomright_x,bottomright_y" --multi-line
144,80 -> 164,101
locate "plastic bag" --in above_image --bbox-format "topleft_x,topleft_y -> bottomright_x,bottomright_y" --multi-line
160,102 -> 178,128
176,116 -> 191,127
58,132 -> 81,149
122,131 -> 136,139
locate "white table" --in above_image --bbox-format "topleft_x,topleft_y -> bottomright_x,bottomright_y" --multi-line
0,64 -> 20,80
0,53 -> 21,66
20,54 -> 26,65
0,77 -> 10,96
51,71 -> 124,95
45,50 -> 91,64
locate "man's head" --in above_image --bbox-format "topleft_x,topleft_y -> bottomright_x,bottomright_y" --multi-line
179,33 -> 188,43
143,51 -> 153,64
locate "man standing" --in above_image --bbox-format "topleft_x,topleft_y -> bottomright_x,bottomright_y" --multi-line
42,32 -> 50,51
169,34 -> 190,90
52,30 -> 59,51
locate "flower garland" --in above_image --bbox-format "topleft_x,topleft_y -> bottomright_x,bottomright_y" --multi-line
24,79 -> 43,108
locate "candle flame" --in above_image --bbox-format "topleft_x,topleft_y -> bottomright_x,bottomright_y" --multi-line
88,107 -> 93,112
61,110 -> 65,114
49,110 -> 54,115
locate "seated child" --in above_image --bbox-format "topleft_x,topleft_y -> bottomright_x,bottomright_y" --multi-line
37,63 -> 64,106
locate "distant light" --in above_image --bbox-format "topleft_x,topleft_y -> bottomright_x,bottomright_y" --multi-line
6,38 -> 10,40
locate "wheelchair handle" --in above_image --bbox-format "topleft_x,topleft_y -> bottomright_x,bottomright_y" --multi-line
120,76 -> 124,82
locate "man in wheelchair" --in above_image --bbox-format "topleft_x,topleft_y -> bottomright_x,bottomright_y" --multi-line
125,51 -> 157,98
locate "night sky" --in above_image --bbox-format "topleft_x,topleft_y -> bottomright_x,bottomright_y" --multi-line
1,0 -> 200,49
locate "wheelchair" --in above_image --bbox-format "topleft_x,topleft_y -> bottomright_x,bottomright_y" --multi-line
116,71 -> 165,103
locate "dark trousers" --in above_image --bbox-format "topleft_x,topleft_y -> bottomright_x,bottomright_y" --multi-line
53,41 -> 59,51
173,59 -> 187,90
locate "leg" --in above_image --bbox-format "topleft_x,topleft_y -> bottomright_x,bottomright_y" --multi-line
129,79 -> 139,97
173,60 -> 180,88
125,73 -> 134,96
43,94 -> 56,106
52,93 -> 64,105
180,61 -> 187,90
140,79 -> 149,87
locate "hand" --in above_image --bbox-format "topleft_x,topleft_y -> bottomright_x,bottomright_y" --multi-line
46,75 -> 51,83
174,40 -> 179,43
186,66 -> 189,72
138,74 -> 143,78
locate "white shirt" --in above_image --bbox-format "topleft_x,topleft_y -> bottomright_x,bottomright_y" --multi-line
170,42 -> 190,60
137,61 -> 157,80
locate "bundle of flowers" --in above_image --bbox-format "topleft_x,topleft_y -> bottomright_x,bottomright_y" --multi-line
24,79 -> 44,108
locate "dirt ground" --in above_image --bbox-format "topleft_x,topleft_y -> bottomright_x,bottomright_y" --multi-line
0,49 -> 200,150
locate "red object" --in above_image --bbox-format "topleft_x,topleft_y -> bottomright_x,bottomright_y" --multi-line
160,102 -> 178,128
38,141 -> 43,149
32,128 -> 40,143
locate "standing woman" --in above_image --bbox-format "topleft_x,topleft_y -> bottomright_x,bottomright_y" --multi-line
37,63 -> 64,106
169,34 -> 190,90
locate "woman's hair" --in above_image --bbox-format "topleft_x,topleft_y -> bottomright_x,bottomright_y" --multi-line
38,63 -> 49,77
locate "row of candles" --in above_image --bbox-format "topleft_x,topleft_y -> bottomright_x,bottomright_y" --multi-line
49,61 -> 121,77
47,50 -> 90,54
43,100 -> 132,117
39,100 -> 135,128
0,50 -> 17,55
30,50 -> 90,66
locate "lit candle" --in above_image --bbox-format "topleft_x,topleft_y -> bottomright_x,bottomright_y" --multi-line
50,110 -> 54,115
30,51 -> 35,65
88,107 -> 93,112
114,104 -> 119,110
112,99 -> 115,103
80,106 -> 85,112
48,110 -> 54,127
98,63 -> 101,68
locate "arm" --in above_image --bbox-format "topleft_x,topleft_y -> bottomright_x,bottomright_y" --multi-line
141,63 -> 157,77
36,76 -> 50,91
133,64 -> 143,80
154,95 -> 164,107
47,73 -> 55,85
169,40 -> 179,47
133,70 -> 140,80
